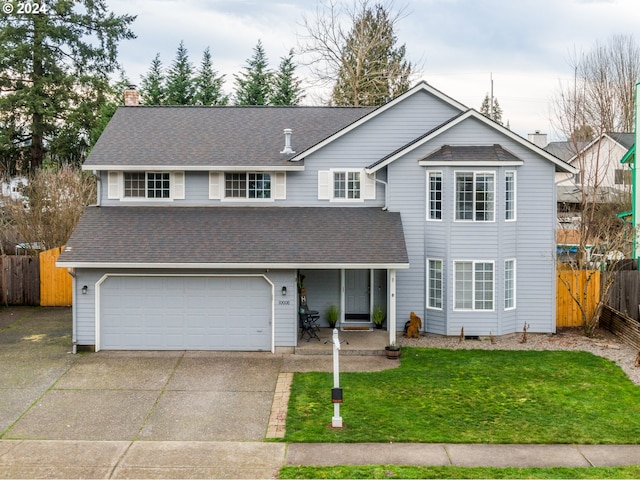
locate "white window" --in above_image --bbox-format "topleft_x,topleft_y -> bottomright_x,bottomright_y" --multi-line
115,171 -> 182,200
454,261 -> 494,311
455,172 -> 494,221
334,171 -> 360,199
225,172 -> 271,199
209,172 -> 285,201
505,171 -> 516,221
427,171 -> 442,220
427,259 -> 443,309
504,259 -> 516,310
317,169 -> 376,201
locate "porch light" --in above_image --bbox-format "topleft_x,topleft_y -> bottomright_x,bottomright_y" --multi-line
82,285 -> 88,295
282,286 -> 287,296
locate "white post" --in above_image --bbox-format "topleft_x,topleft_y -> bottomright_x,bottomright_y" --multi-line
389,269 -> 397,345
331,327 -> 342,428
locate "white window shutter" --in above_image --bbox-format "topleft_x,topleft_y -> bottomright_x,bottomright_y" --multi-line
273,172 -> 286,199
107,171 -> 121,199
318,170 -> 330,200
172,172 -> 185,199
363,172 -> 376,200
209,172 -> 222,199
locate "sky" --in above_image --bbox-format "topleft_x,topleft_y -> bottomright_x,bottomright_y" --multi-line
108,0 -> 639,141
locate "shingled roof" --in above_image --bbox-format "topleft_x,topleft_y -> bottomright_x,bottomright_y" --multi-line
57,206 -> 409,269
420,144 -> 522,163
84,106 -> 375,169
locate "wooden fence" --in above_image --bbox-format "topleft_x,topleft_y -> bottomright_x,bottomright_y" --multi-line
599,305 -> 640,351
556,269 -> 600,328
39,246 -> 72,307
0,255 -> 40,306
604,270 -> 640,322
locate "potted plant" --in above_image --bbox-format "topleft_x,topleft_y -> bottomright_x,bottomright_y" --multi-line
326,304 -> 340,328
371,305 -> 385,329
385,342 -> 401,359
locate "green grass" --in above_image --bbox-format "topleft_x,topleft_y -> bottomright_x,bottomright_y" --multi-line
278,465 -> 640,479
284,348 -> 640,443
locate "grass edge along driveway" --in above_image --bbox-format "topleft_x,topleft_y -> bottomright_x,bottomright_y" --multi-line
284,348 -> 640,444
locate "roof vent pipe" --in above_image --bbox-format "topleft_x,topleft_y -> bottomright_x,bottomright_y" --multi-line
280,128 -> 295,154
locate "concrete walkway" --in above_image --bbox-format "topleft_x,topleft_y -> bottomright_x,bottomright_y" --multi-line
2,440 -> 640,478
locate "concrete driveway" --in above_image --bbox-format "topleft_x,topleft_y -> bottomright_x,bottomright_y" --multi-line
0,307 -> 282,442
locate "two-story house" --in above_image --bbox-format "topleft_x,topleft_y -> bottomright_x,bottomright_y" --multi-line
57,81 -> 575,352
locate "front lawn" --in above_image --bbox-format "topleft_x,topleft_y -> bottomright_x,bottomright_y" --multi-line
279,465 -> 640,479
284,348 -> 640,443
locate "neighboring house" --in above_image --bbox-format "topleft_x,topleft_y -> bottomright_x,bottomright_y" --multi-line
1,177 -> 28,201
57,81 -> 575,352
554,132 -> 634,209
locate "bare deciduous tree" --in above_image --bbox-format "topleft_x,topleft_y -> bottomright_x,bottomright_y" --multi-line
297,0 -> 415,106
1,166 -> 96,255
553,35 -> 640,337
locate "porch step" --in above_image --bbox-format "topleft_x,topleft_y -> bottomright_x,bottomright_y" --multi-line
341,325 -> 372,331
294,328 -> 388,356
294,346 -> 385,356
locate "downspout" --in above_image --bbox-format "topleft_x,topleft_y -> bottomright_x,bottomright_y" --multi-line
373,176 -> 388,210
67,268 -> 77,354
93,170 -> 101,207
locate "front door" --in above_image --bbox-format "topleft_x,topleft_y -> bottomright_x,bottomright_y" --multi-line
345,269 -> 370,321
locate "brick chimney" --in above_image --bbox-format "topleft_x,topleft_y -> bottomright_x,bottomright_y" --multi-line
124,85 -> 139,106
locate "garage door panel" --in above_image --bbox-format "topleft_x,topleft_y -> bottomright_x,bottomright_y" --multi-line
100,276 -> 272,351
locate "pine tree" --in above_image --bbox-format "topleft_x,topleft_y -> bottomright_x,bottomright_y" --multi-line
480,94 -> 503,125
0,0 -> 136,171
331,3 -> 413,106
194,48 -> 228,105
140,53 -> 166,105
234,40 -> 272,105
165,41 -> 195,105
270,50 -> 304,106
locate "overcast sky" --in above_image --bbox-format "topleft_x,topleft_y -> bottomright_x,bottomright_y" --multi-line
108,0 -> 638,140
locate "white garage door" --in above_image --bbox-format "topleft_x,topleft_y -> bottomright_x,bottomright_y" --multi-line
99,275 -> 272,351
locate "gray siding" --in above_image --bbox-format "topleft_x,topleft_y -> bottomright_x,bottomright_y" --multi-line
387,117 -> 557,336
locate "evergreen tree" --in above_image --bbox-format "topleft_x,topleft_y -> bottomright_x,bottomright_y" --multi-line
0,0 -> 136,171
140,53 -> 166,105
270,50 -> 304,106
331,3 -> 413,106
480,94 -> 504,125
234,40 -> 272,105
194,47 -> 228,105
165,41 -> 195,105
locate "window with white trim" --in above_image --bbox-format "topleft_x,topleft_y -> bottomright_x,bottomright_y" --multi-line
427,171 -> 442,220
455,172 -> 494,221
427,259 -> 443,309
334,171 -> 360,199
317,169 -> 376,201
224,172 -> 271,199
123,172 -> 170,199
505,171 -> 516,221
454,261 -> 494,311
504,259 -> 516,310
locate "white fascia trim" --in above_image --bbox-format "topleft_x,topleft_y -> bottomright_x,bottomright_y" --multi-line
58,261 -> 411,270
366,109 -> 578,175
83,165 -> 304,172
419,160 -> 524,167
288,81 -> 467,163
